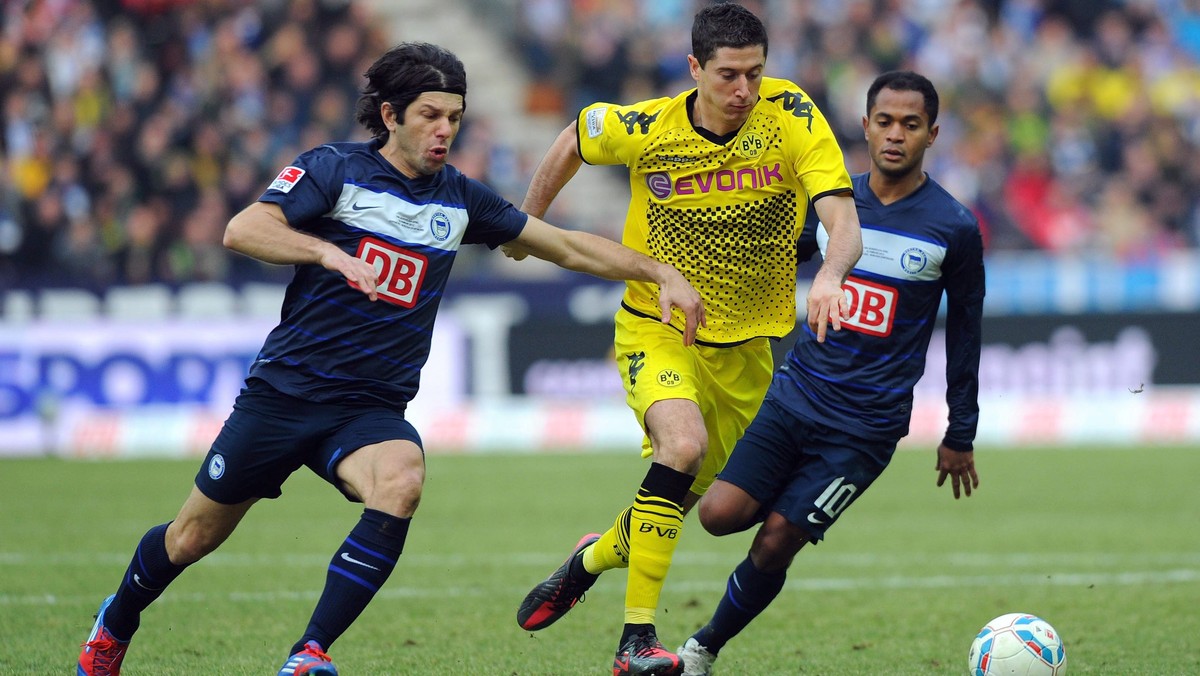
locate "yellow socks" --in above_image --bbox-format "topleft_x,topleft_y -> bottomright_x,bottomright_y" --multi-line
619,462 -> 696,625
584,507 -> 632,574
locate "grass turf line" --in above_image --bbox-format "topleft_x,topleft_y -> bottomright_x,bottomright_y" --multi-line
2,445 -> 1198,674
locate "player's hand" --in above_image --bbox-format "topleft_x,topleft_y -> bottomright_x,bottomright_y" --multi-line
935,444 -> 978,499
805,274 -> 849,342
657,268 -> 706,346
322,246 -> 380,301
500,243 -> 530,261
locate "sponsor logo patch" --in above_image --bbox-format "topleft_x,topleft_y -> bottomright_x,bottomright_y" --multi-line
269,166 -> 305,193
646,164 -> 784,201
354,237 -> 428,307
585,107 -> 607,138
646,171 -> 672,200
841,276 -> 897,337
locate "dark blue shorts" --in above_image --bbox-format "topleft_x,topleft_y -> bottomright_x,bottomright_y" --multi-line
716,397 -> 897,542
194,378 -> 422,505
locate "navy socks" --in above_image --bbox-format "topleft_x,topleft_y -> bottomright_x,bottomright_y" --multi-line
106,523 -> 189,641
291,508 -> 410,654
694,555 -> 787,654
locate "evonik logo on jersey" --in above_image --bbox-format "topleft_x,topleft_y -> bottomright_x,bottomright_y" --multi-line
353,236 -> 428,308
645,163 -> 783,200
841,276 -> 897,337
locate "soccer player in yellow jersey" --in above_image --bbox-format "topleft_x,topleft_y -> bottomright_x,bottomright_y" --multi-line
509,5 -> 862,674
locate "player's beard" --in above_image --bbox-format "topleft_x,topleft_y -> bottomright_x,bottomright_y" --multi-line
418,150 -> 447,175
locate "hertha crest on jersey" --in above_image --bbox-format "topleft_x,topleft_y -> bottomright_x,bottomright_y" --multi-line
269,166 -> 306,193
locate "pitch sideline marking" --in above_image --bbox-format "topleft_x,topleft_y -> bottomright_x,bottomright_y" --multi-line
3,550 -> 1200,567
2,567 -> 1198,607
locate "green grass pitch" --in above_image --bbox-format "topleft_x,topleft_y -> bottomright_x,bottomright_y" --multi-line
2,444 -> 1198,674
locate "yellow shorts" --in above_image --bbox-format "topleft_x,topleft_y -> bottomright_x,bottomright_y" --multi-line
613,308 -> 774,496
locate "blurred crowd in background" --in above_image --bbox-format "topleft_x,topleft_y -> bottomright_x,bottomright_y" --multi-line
3,0 -> 1200,292
0,0 -> 386,290
513,0 -> 1200,256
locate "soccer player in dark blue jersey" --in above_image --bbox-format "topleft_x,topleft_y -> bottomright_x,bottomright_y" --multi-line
675,71 -> 985,675
76,42 -> 705,676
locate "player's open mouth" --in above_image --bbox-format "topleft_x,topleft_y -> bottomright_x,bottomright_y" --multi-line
430,147 -> 448,159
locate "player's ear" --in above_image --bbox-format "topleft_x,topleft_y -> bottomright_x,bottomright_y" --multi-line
927,122 -> 939,147
381,101 -> 399,132
862,115 -> 869,139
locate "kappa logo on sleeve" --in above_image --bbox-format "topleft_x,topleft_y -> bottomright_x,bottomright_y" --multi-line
269,166 -> 306,193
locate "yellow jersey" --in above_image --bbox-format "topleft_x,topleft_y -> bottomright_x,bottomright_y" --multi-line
578,77 -> 851,345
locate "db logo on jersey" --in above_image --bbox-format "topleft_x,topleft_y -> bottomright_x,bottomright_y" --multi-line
353,237 -> 428,308
841,277 -> 897,337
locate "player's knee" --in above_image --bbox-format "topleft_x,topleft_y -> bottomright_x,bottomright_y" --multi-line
654,434 -> 707,474
697,501 -> 730,535
697,497 -> 750,536
366,463 -> 425,516
696,481 -> 757,536
166,521 -> 226,565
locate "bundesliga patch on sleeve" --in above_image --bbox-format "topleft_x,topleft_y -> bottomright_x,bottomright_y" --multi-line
269,166 -> 306,193
585,107 -> 607,138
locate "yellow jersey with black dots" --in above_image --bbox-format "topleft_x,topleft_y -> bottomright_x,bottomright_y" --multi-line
577,77 -> 851,345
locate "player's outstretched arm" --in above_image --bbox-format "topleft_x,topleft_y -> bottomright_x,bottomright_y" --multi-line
808,193 -> 862,342
935,443 -> 979,499
510,216 -> 706,345
521,121 -> 583,218
224,201 -> 380,301
503,122 -> 584,262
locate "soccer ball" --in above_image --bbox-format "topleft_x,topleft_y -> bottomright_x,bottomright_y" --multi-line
968,613 -> 1066,675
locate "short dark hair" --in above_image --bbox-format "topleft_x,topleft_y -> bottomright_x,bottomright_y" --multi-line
355,42 -> 468,141
691,2 -> 768,67
866,71 -> 939,126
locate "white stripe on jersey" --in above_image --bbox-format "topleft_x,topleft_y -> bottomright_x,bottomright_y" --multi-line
331,184 -> 469,252
816,223 -> 946,282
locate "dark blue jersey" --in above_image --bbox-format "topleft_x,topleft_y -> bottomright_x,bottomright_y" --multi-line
774,172 -> 985,448
249,139 -> 527,408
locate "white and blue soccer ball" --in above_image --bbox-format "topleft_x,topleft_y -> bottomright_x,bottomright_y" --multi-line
968,612 -> 1067,675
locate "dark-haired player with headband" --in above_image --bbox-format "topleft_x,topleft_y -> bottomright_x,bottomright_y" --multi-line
76,42 -> 705,676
